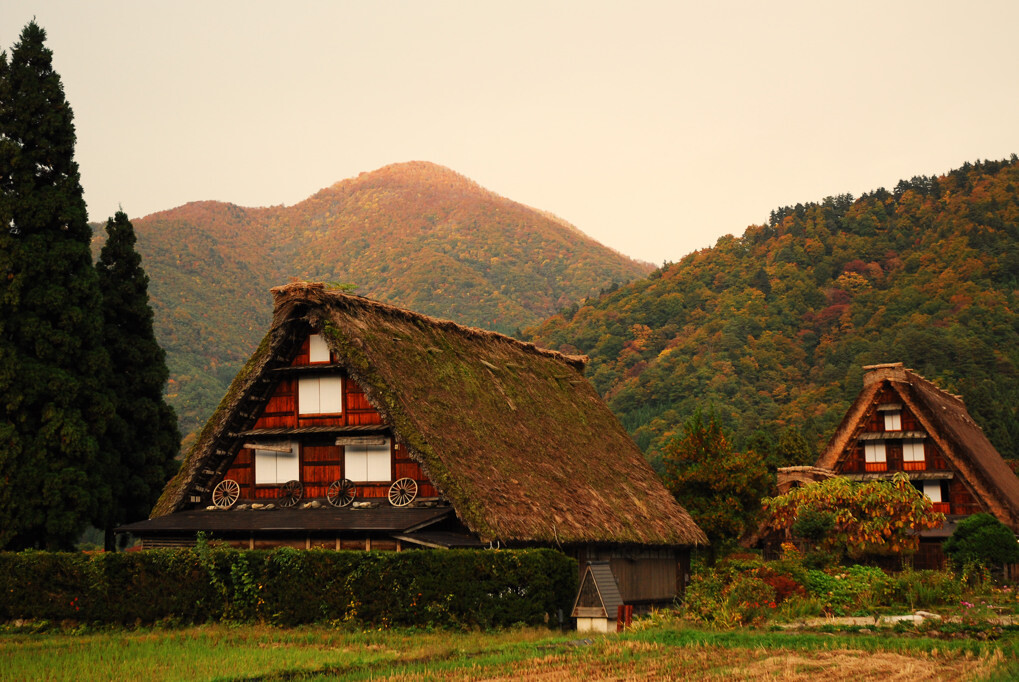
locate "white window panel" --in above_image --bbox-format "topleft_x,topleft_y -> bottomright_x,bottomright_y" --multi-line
298,378 -> 320,415
345,439 -> 391,482
298,377 -> 344,415
364,443 -> 390,480
884,411 -> 902,431
923,481 -> 942,503
864,441 -> 886,463
309,333 -> 330,363
255,442 -> 299,484
319,377 -> 344,413
903,440 -> 925,462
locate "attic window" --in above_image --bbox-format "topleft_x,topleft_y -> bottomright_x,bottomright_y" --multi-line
864,441 -> 887,472
309,333 -> 330,363
923,481 -> 942,503
255,442 -> 299,484
883,411 -> 902,431
298,376 -> 343,415
344,438 -> 391,482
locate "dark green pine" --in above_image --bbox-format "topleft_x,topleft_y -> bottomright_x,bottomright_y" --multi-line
95,211 -> 181,549
0,22 -> 114,549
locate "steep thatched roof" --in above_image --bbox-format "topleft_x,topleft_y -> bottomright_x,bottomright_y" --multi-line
153,282 -> 705,547
817,363 -> 1019,531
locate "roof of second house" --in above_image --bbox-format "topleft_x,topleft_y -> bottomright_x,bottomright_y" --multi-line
153,282 -> 706,548
817,362 -> 1019,528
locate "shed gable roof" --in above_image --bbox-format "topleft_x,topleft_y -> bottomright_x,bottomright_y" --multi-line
153,282 -> 706,547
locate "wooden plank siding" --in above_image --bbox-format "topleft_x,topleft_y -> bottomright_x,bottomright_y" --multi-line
219,333 -> 438,504
833,385 -> 970,516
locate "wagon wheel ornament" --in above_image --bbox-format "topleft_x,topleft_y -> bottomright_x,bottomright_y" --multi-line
327,478 -> 355,508
212,479 -> 240,509
279,480 -> 303,507
388,477 -> 418,507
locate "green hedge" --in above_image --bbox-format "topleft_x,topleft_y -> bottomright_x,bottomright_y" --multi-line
0,547 -> 577,628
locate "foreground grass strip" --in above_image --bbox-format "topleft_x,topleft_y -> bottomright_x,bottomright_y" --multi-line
2,623 -> 1018,681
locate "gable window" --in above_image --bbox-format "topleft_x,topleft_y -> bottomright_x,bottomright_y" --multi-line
922,481 -> 950,513
309,333 -> 330,363
255,442 -> 300,484
298,376 -> 343,415
344,438 -> 391,482
864,441 -> 887,472
883,411 -> 902,431
902,440 -> 926,471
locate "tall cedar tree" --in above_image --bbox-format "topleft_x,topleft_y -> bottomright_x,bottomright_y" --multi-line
95,211 -> 180,550
660,408 -> 770,562
0,22 -> 114,549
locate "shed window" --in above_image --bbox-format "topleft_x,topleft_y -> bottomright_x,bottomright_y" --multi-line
345,439 -> 391,482
255,442 -> 299,484
308,333 -> 330,363
864,441 -> 887,471
298,376 -> 343,414
883,411 -> 902,431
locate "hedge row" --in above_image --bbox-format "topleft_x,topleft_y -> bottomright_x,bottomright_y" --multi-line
0,547 -> 577,628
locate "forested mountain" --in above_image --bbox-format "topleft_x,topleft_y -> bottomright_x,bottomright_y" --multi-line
525,157 -> 1019,469
95,161 -> 650,436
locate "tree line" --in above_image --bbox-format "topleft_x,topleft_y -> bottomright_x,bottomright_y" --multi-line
0,22 -> 179,550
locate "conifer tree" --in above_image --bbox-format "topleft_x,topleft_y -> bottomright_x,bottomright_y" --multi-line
95,211 -> 180,549
0,22 -> 113,549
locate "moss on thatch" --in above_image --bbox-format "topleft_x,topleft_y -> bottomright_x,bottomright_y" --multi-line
154,282 -> 706,547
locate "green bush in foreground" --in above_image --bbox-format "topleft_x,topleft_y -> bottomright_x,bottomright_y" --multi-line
683,546 -> 984,626
0,547 -> 576,628
944,513 -> 1019,570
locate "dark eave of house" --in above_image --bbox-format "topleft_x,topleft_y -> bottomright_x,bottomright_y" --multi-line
392,530 -> 488,549
234,425 -> 390,438
117,506 -> 452,535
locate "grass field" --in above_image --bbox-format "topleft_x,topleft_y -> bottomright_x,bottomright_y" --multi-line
3,621 -> 1019,681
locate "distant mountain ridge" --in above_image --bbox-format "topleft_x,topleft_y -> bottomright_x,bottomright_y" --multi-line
524,156 -> 1019,469
97,161 -> 651,436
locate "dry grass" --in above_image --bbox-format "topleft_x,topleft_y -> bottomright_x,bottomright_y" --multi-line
1,623 -> 1013,681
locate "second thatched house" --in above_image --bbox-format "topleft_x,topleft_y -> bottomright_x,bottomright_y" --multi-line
774,362 -> 1019,568
121,282 -> 706,613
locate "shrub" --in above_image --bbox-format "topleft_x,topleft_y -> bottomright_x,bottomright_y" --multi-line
879,568 -> 961,610
804,565 -> 888,615
944,513 -> 1019,569
0,548 -> 576,628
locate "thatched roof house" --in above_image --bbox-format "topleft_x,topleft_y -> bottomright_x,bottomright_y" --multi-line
126,283 -> 704,594
771,362 -> 1019,567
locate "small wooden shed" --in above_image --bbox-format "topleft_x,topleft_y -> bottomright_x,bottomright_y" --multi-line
571,561 -> 632,633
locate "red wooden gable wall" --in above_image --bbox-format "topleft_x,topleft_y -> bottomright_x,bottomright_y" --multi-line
834,385 -> 979,516
220,335 -> 439,503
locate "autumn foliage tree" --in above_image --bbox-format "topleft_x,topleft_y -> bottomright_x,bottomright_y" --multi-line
763,474 -> 944,559
660,409 -> 770,561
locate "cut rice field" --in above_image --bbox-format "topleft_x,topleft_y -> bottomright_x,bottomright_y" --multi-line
2,622 -> 1017,681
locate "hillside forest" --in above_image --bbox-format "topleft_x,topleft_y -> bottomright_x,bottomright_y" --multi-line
524,157 -> 1019,472
93,161 -> 651,436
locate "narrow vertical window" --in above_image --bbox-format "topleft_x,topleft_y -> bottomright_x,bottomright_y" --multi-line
309,333 -> 330,363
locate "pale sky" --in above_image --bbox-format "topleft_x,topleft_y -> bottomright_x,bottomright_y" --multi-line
3,1 -> 1018,264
